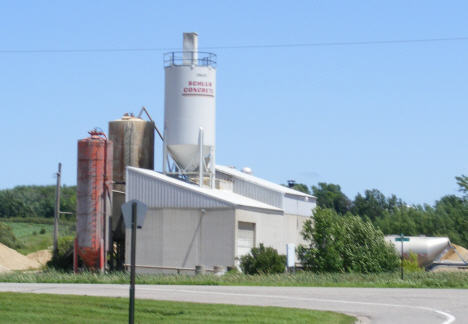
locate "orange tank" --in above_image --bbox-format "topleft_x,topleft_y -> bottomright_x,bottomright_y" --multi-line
76,130 -> 113,271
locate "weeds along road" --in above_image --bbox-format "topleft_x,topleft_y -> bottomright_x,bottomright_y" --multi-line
0,283 -> 465,323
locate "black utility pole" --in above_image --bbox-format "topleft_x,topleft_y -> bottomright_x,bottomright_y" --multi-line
53,163 -> 61,255
401,233 -> 404,280
129,202 -> 137,324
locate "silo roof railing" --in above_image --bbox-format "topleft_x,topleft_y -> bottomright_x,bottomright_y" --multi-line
164,52 -> 217,68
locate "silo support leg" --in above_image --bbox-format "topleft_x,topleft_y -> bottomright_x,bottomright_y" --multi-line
73,237 -> 78,273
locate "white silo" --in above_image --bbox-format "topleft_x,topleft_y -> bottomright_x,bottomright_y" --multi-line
163,33 -> 217,187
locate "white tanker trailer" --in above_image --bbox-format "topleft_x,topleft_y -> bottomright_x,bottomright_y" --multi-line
385,235 -> 468,271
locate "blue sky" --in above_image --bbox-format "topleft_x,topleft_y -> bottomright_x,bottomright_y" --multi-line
1,1 -> 467,206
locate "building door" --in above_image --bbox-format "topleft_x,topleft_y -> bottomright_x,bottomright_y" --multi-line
237,222 -> 255,257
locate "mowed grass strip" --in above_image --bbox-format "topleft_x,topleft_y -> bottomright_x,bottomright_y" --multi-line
0,292 -> 355,324
3,270 -> 468,289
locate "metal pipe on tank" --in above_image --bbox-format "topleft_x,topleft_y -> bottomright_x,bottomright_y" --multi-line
137,106 -> 163,141
199,128 -> 204,188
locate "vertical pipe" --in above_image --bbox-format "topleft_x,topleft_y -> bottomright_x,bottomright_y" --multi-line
210,146 -> 215,189
53,163 -> 62,255
100,238 -> 105,273
163,135 -> 168,174
199,128 -> 204,188
73,237 -> 78,273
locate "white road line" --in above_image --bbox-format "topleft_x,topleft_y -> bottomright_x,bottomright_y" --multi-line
0,284 -> 457,324
136,286 -> 456,324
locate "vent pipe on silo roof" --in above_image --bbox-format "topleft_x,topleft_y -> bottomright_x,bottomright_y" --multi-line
183,32 -> 198,64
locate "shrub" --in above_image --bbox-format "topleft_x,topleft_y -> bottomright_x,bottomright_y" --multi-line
40,228 -> 46,234
403,251 -> 423,273
0,222 -> 23,249
297,207 -> 399,273
47,236 -> 75,270
239,243 -> 286,275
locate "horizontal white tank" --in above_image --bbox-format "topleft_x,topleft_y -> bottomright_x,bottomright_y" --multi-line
164,35 -> 216,172
385,235 -> 451,268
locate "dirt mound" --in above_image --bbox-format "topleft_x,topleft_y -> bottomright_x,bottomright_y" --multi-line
441,244 -> 468,262
0,243 -> 40,270
0,264 -> 11,273
27,249 -> 52,265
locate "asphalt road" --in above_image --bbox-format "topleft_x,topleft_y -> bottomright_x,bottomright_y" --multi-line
0,283 -> 465,323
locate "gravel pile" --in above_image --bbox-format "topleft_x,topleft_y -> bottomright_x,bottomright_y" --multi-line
0,243 -> 40,270
27,249 -> 52,266
441,244 -> 468,262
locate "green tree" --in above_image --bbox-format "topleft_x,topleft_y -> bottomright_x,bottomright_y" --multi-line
432,195 -> 468,247
0,190 -> 32,218
238,243 -> 286,275
351,189 -> 404,222
455,175 -> 468,196
311,183 -> 351,215
292,183 -> 311,195
297,207 -> 399,273
0,185 -> 76,219
281,182 -> 311,195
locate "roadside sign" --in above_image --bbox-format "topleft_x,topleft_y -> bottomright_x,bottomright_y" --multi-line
395,237 -> 410,242
121,199 -> 148,324
396,234 -> 408,280
121,199 -> 148,229
286,244 -> 295,268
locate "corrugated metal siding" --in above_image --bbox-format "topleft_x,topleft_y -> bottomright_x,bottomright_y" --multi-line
283,194 -> 316,217
216,165 -> 316,199
127,169 -> 233,208
217,170 -> 283,208
216,171 -> 233,182
128,208 -> 236,268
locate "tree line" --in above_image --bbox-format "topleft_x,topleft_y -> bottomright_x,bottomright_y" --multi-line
291,175 -> 468,248
0,185 -> 76,220
2,175 -> 468,249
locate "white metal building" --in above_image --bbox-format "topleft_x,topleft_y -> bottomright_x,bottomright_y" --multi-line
125,166 -> 316,274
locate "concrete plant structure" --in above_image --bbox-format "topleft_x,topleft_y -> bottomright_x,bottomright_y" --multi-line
125,166 -> 316,274
119,33 -> 316,274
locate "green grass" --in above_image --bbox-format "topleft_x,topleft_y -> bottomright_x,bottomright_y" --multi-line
0,292 -> 355,324
2,269 -> 468,289
5,222 -> 75,255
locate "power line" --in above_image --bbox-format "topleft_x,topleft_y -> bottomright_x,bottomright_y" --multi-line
205,37 -> 468,50
1,37 -> 467,53
0,47 -> 178,53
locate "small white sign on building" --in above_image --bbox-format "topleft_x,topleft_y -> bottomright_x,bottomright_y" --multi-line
286,244 -> 295,267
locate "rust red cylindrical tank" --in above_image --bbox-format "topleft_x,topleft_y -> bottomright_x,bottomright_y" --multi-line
75,130 -> 113,271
